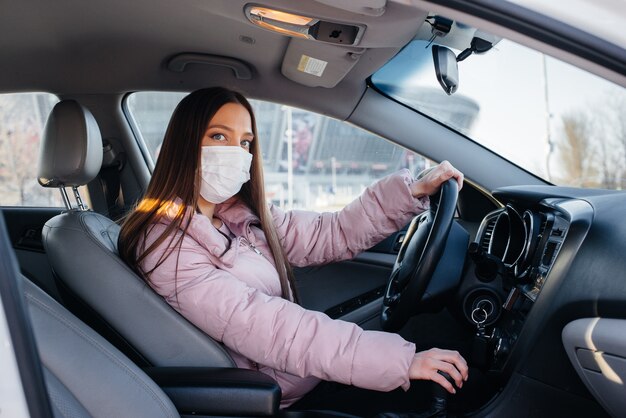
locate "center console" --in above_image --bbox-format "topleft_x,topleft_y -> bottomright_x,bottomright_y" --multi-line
466,203 -> 571,371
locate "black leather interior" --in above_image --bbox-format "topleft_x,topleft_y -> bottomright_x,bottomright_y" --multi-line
23,276 -> 180,418
144,367 -> 281,416
37,100 -> 103,188
38,99 -> 235,369
43,209 -> 236,368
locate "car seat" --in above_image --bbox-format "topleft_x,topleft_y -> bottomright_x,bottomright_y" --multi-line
37,100 -> 234,368
23,275 -> 181,417
0,209 -> 353,418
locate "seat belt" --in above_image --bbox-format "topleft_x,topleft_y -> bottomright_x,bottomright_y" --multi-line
99,140 -> 126,221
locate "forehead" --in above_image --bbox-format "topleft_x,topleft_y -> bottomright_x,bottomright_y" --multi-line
208,102 -> 252,129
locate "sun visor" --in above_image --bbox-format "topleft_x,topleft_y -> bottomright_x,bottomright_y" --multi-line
281,38 -> 365,88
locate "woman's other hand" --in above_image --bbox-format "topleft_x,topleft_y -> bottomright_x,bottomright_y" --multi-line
410,161 -> 464,198
409,348 -> 469,393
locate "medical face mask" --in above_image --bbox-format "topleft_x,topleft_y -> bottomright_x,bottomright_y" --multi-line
199,146 -> 253,204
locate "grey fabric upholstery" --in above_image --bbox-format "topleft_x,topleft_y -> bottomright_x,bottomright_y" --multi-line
37,100 -> 103,188
23,277 -> 179,418
42,209 -> 235,368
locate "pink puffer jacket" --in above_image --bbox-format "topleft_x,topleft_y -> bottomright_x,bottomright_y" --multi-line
140,169 -> 429,407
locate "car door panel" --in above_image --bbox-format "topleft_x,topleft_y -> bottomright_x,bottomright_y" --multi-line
295,218 -> 470,331
294,229 -> 404,330
1,207 -> 63,301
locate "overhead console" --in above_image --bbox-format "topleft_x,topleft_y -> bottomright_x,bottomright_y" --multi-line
245,5 -> 366,45
241,2 -> 427,88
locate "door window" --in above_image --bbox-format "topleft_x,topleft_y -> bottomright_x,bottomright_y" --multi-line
0,93 -> 82,207
127,92 -> 434,212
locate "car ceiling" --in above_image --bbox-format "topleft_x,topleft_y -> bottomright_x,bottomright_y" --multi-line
3,0 -> 625,115
0,0 -> 428,119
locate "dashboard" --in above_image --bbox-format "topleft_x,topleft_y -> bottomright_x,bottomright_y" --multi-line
454,185 -> 626,415
478,204 -> 569,304
467,191 -> 580,373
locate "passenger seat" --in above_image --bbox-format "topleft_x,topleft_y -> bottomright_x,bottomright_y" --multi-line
23,276 -> 180,418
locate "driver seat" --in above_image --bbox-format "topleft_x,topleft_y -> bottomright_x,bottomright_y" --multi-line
37,100 -> 235,368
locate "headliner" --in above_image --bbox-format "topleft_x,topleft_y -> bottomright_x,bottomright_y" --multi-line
0,0 -> 426,119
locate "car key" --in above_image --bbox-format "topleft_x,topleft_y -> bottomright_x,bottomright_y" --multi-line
471,306 -> 489,369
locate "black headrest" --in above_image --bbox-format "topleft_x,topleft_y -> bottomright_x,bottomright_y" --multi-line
37,100 -> 103,188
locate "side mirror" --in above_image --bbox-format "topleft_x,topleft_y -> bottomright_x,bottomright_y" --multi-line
432,45 -> 459,95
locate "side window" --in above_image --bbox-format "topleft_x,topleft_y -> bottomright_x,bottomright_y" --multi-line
127,92 -> 433,212
0,93 -> 66,207
254,104 -> 433,211
126,92 -> 186,161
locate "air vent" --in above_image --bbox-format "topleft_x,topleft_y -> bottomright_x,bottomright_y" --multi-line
481,217 -> 497,251
542,241 -> 559,266
539,218 -> 547,235
551,228 -> 564,237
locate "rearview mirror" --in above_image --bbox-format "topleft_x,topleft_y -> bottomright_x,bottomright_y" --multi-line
432,45 -> 459,95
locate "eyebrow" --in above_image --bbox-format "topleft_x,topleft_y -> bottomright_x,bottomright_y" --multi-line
207,124 -> 254,138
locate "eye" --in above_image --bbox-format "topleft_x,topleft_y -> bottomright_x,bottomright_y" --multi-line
241,139 -> 252,148
211,133 -> 226,141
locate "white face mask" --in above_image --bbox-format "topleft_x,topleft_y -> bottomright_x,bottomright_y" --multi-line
199,146 -> 253,204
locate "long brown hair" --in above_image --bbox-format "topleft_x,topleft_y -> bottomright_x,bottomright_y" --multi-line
118,87 -> 298,302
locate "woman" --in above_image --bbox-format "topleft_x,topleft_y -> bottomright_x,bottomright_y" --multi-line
118,87 -> 468,412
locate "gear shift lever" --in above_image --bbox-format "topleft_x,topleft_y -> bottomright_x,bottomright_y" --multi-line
374,371 -> 457,418
429,371 -> 455,418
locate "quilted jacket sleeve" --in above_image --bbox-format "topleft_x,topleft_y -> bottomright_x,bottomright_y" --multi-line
271,169 -> 429,267
142,226 -> 416,392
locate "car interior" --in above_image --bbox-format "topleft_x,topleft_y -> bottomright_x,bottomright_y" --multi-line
0,0 -> 625,417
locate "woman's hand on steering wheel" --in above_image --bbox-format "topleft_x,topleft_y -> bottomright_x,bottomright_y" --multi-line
409,348 -> 469,394
410,161 -> 464,198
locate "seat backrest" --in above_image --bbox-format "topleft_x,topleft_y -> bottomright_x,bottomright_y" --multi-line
43,210 -> 235,367
23,275 -> 180,418
37,100 -> 234,368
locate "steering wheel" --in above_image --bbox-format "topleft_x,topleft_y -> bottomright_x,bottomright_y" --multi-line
381,179 -> 459,332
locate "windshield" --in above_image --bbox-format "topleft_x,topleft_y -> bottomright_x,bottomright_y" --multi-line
372,25 -> 625,190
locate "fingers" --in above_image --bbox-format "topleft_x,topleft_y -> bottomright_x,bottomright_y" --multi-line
429,348 -> 469,383
435,359 -> 464,389
437,161 -> 464,191
431,370 -> 457,394
456,172 -> 464,191
429,348 -> 469,380
409,348 -> 469,393
412,161 -> 464,197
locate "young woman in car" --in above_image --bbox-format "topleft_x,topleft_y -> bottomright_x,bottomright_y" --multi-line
118,87 -> 468,412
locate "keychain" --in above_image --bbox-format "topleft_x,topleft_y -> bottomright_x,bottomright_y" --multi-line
471,305 -> 490,369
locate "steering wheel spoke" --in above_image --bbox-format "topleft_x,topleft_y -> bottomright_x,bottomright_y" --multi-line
381,179 -> 459,332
